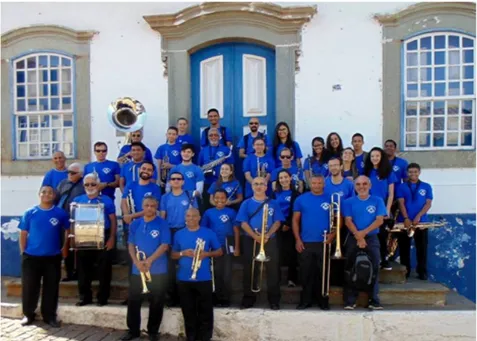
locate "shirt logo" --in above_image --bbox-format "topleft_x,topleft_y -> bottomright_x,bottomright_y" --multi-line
268,208 -> 274,216
419,189 -> 426,196
186,171 -> 194,178
324,164 -> 329,170
292,174 -> 299,181
366,205 -> 376,214
335,191 -> 344,197
360,161 -> 364,168
321,203 -> 330,210
171,150 -> 179,157
181,200 -> 189,206
217,151 -> 224,158
220,215 -> 230,223
393,165 -> 399,172
103,168 -> 111,174
225,187 -> 233,193
49,218 -> 59,226
263,162 -> 269,170
285,196 -> 291,202
150,230 -> 160,238
144,192 -> 152,197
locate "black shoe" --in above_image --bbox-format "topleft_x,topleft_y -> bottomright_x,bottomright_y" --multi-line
75,299 -> 92,307
121,299 -> 128,306
20,316 -> 34,326
367,299 -> 383,310
270,303 -> 280,310
44,319 -> 61,328
240,302 -> 254,310
418,273 -> 428,280
319,300 -> 330,311
120,331 -> 140,341
219,300 -> 231,308
380,260 -> 392,271
148,334 -> 159,341
97,301 -> 108,307
165,299 -> 179,308
296,303 -> 312,310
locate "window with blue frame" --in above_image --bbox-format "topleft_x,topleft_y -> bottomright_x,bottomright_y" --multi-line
403,32 -> 475,150
13,52 -> 74,159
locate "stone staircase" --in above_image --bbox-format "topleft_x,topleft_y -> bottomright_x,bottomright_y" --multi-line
4,259 -> 449,307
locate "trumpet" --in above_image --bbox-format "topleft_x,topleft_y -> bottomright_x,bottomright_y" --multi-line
201,146 -> 233,175
389,221 -> 446,238
257,157 -> 267,178
135,246 -> 152,294
251,203 -> 270,293
161,152 -> 170,182
191,238 -> 206,280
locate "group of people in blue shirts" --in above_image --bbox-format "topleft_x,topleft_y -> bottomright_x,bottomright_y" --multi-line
21,111 -> 434,341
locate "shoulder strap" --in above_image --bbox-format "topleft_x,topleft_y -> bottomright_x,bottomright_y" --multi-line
244,134 -> 250,151
249,198 -> 271,220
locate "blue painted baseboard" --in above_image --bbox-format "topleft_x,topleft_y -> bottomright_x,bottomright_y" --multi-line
2,214 -> 475,303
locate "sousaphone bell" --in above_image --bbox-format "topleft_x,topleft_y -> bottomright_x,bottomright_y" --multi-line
107,97 -> 148,133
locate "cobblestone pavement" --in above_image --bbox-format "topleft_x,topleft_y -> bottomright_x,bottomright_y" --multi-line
0,318 -> 181,341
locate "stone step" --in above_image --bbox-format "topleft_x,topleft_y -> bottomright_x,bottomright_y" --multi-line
63,260 -> 407,286
5,277 -> 447,307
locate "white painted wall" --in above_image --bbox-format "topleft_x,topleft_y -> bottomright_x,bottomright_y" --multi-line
1,2 -> 475,217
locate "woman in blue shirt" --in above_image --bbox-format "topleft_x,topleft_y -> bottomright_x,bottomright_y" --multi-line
304,137 -> 330,188
341,147 -> 358,180
208,163 -> 243,211
272,169 -> 299,287
271,122 -> 303,168
243,137 -> 275,198
364,147 -> 397,271
325,132 -> 344,159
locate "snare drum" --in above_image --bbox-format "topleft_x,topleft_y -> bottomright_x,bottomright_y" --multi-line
69,203 -> 105,250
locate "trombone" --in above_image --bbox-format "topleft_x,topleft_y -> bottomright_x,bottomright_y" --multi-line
251,203 -> 270,293
135,246 -> 151,294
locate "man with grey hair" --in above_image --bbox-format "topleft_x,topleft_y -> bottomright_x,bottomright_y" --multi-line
71,173 -> 117,307
41,151 -> 68,189
55,162 -> 86,281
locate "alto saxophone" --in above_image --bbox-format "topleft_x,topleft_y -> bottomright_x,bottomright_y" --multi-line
161,152 -> 170,181
257,157 -> 267,178
201,145 -> 233,175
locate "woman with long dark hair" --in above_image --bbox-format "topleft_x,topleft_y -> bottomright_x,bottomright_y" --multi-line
341,147 -> 358,180
208,163 -> 243,211
304,137 -> 329,187
325,132 -> 343,158
272,122 -> 303,168
363,147 -> 397,271
273,169 -> 299,287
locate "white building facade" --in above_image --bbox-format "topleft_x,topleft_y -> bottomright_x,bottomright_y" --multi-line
1,2 -> 475,301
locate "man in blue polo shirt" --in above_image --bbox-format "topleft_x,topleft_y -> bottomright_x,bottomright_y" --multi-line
292,175 -> 331,311
120,196 -> 170,341
168,144 -> 204,196
120,142 -> 158,193
155,126 -> 183,189
325,157 -> 355,200
172,208 -> 222,341
19,185 -> 69,328
72,173 -> 117,307
342,175 -> 386,310
41,151 -> 68,189
396,163 -> 434,280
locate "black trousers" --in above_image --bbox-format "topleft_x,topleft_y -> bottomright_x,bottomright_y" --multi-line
201,183 -> 212,213
77,248 -> 113,303
167,228 -> 182,304
397,229 -> 428,276
242,237 -> 280,306
21,253 -> 62,321
127,274 -> 167,335
213,248 -> 232,302
178,281 -> 214,341
278,227 -> 298,283
299,242 -> 326,305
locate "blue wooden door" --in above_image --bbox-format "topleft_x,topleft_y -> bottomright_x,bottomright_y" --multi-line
191,42 -> 276,175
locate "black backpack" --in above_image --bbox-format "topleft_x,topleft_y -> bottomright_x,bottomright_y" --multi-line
347,250 -> 376,291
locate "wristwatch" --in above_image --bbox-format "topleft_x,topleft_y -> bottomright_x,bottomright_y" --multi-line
179,251 -> 183,257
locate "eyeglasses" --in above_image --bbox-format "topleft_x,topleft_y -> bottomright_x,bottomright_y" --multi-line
84,183 -> 97,187
278,128 -> 288,132
249,122 -> 259,125
313,144 -> 323,148
208,134 -> 219,137
170,177 -> 183,181
131,134 -> 141,137
68,171 -> 78,175
280,155 -> 292,159
252,183 -> 266,187
95,149 -> 107,153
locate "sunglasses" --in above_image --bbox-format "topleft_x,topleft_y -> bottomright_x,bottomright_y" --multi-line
95,149 -> 107,153
84,183 -> 97,187
280,155 -> 292,159
249,122 -> 259,125
131,134 -> 141,137
170,177 -> 183,181
68,171 -> 78,175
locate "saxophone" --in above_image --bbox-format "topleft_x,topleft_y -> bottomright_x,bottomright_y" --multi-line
161,152 -> 170,182
201,145 -> 233,175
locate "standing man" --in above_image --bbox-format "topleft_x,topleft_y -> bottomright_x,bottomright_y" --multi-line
85,141 -> 120,201
155,127 -> 183,189
117,129 -> 154,164
19,186 -> 69,327
238,117 -> 266,158
120,196 -> 170,341
236,177 -> 284,310
55,162 -> 86,282
177,117 -> 195,145
342,176 -> 386,310
396,163 -> 433,280
41,151 -> 68,189
351,133 -> 367,176
120,142 -> 157,193
168,144 -> 204,197
171,208 -> 223,341
200,108 -> 233,148
292,175 -> 331,310
72,174 -> 117,307
325,157 -> 355,201
384,139 -> 409,190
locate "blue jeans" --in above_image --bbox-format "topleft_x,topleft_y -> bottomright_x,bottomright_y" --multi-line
343,234 -> 381,305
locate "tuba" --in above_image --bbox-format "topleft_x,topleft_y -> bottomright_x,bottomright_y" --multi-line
107,97 -> 148,164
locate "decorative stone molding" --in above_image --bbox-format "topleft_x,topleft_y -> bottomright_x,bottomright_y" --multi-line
374,2 -> 476,26
1,25 -> 97,47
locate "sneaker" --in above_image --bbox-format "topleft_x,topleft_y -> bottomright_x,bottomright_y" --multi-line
287,280 -> 296,288
368,300 -> 383,310
344,304 -> 356,310
380,260 -> 392,271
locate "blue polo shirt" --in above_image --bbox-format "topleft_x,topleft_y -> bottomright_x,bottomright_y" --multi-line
71,194 -> 116,230
198,145 -> 234,185
20,206 -> 69,256
154,143 -> 183,165
396,181 -> 433,222
368,169 -> 397,201
160,191 -> 198,229
85,160 -> 121,199
208,179 -> 242,202
118,144 -> 154,163
390,157 -> 409,186
172,227 -> 221,281
201,207 -> 237,247
325,177 -> 355,201
271,141 -> 303,168
120,160 -> 158,186
122,182 -> 162,213
237,132 -> 267,155
303,157 -> 329,177
236,198 -> 284,238
169,163 -> 204,192
274,189 -> 293,219
243,154 -> 276,197
355,153 -> 366,175
42,169 -> 68,189
293,192 -> 330,242
128,216 -> 171,275
343,195 -> 387,235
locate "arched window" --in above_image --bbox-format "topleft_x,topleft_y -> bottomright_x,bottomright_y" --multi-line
13,52 -> 75,159
403,32 -> 475,150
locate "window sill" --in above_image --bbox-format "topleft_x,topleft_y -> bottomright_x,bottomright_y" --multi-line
1,159 -> 90,176
398,150 -> 476,168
